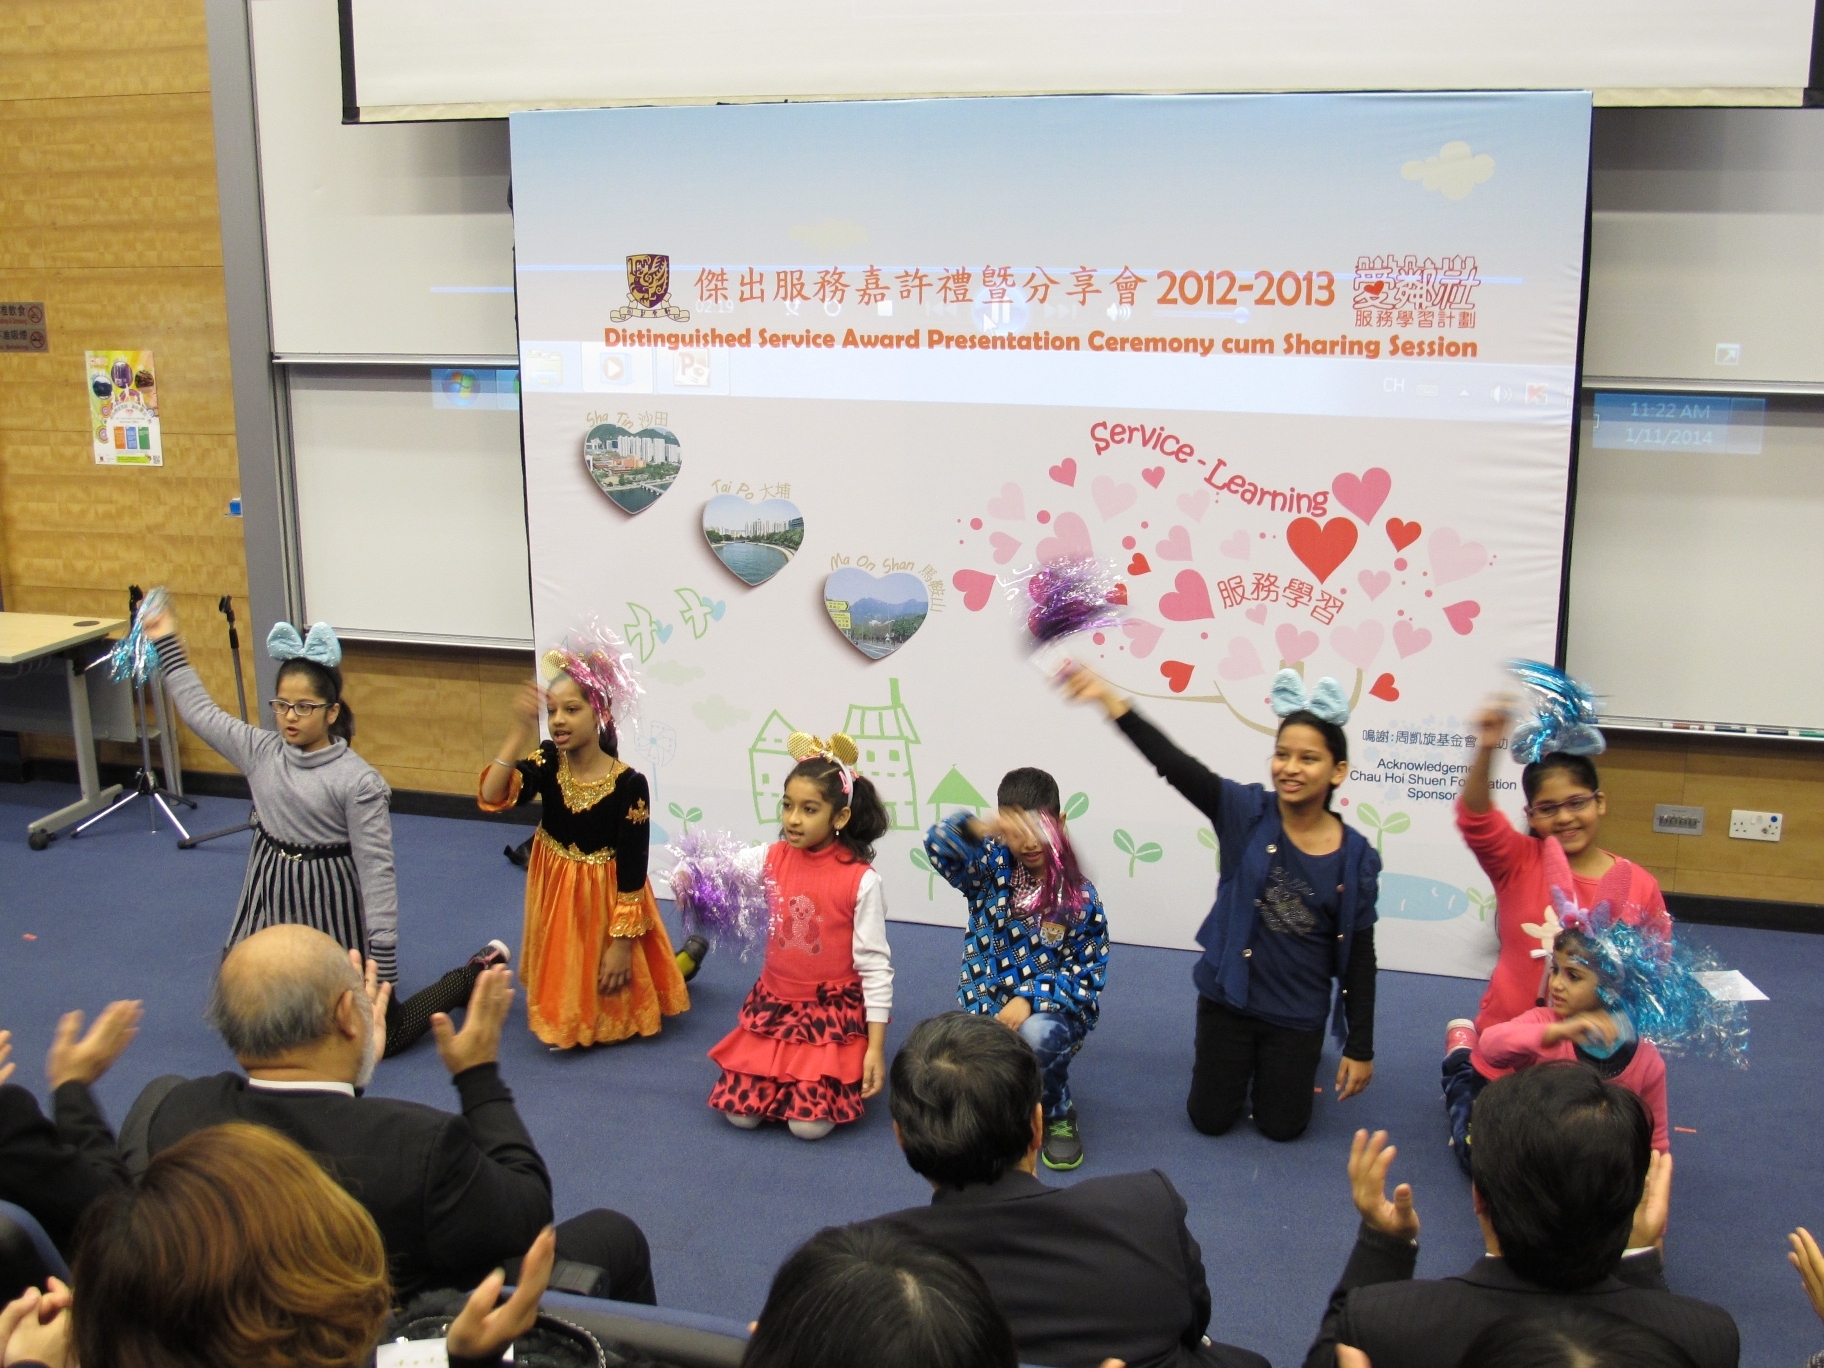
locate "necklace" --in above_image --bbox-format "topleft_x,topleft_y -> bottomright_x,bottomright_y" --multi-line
556,752 -> 626,812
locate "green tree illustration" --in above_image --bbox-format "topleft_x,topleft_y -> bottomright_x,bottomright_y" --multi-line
667,801 -> 703,836
1196,827 -> 1218,870
927,766 -> 988,826
1112,829 -> 1164,877
1355,803 -> 1410,855
909,846 -> 937,899
1064,792 -> 1089,819
1467,888 -> 1495,922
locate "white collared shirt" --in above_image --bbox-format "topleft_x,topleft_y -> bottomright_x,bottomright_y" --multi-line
246,1076 -> 356,1097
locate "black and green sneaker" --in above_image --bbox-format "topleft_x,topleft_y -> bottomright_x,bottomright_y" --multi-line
1041,1109 -> 1084,1171
676,935 -> 710,983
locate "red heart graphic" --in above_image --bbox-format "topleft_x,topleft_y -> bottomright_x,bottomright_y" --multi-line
1159,660 -> 1194,693
1048,458 -> 1078,487
1285,517 -> 1358,584
1158,569 -> 1215,622
1443,599 -> 1481,635
952,569 -> 996,612
1385,518 -> 1422,552
1141,466 -> 1165,489
1369,672 -> 1399,701
1363,280 -> 1385,297
1127,553 -> 1152,576
1107,583 -> 1129,605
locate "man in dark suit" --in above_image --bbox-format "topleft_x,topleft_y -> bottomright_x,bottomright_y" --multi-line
874,1012 -> 1266,1368
121,924 -> 652,1305
1305,1063 -> 1738,1368
0,1000 -> 140,1257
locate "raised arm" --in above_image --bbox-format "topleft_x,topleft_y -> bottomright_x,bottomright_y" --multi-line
1460,700 -> 1512,815
1060,668 -> 1227,822
480,682 -> 544,807
142,602 -> 272,774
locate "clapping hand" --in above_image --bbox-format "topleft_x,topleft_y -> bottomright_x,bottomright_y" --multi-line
446,1226 -> 556,1364
432,966 -> 514,1077
1790,1226 -> 1824,1325
350,950 -> 392,1064
0,1279 -> 74,1368
1629,1150 -> 1672,1251
46,1000 -> 142,1090
1349,1129 -> 1419,1243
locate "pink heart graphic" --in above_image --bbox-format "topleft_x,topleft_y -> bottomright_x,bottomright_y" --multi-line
1429,527 -> 1488,586
952,569 -> 996,612
1158,569 -> 1215,622
1155,525 -> 1193,561
1357,569 -> 1390,600
1092,474 -> 1136,520
1035,511 -> 1093,564
1392,618 -> 1432,658
1048,458 -> 1078,487
986,483 -> 1024,519
988,532 -> 1021,564
1443,599 -> 1481,635
1217,636 -> 1264,680
1330,620 -> 1384,669
1220,529 -> 1250,561
1141,466 -> 1165,489
1275,623 -> 1318,663
1245,603 -> 1268,624
1177,491 -> 1211,521
1123,618 -> 1164,658
1332,467 -> 1392,523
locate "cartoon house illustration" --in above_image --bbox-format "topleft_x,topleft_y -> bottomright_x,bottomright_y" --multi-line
748,709 -> 797,824
843,678 -> 920,830
926,766 -> 987,826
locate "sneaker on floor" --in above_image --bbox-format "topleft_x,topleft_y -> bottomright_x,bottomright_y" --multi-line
1444,1018 -> 1478,1056
676,935 -> 709,983
469,939 -> 511,971
1041,1110 -> 1083,1171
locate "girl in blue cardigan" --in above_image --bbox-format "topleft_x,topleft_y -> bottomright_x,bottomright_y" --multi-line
1061,666 -> 1379,1141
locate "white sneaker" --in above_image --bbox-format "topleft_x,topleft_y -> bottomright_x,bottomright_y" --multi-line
725,1113 -> 763,1130
788,1119 -> 834,1141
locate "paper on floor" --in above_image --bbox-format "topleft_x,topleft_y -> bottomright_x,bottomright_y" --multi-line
1694,970 -> 1769,1002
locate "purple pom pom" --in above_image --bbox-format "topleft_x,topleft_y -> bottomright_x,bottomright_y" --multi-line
667,829 -> 770,959
1024,556 -> 1126,645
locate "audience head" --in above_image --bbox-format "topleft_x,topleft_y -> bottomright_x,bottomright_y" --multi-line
889,1013 -> 1041,1189
73,1123 -> 391,1368
208,925 -> 374,1085
1457,1305 -> 1699,1368
1470,1064 -> 1650,1291
741,1223 -> 1016,1368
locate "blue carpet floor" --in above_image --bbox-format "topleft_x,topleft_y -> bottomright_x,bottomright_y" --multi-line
0,780 -> 1818,1367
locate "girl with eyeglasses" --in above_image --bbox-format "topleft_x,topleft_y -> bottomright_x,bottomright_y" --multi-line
145,605 -> 507,1057
1441,694 -> 1670,1172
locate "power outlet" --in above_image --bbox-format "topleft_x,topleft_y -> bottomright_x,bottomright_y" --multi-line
1729,810 -> 1783,842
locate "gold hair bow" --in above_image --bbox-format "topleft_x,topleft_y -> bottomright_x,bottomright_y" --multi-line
787,731 -> 859,767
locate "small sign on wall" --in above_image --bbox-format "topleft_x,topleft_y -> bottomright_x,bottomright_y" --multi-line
1652,803 -> 1705,835
86,350 -> 162,465
0,302 -> 47,352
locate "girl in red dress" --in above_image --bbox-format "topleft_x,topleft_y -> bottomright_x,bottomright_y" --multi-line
708,732 -> 893,1140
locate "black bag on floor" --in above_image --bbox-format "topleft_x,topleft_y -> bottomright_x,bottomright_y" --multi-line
387,1289 -> 681,1368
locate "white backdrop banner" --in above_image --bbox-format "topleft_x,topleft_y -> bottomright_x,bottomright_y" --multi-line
509,93 -> 1591,980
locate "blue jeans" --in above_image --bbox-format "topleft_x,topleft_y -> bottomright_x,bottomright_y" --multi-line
1018,1010 -> 1087,1119
1441,1047 -> 1489,1177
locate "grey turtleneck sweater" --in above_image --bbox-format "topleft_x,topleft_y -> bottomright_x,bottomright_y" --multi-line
155,635 -> 399,978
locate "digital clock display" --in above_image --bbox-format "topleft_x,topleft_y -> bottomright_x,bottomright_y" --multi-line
1591,393 -> 1766,454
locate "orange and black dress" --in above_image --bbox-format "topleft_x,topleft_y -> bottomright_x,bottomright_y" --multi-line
478,741 -> 688,1046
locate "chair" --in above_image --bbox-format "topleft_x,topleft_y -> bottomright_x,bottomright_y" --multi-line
0,1201 -> 69,1302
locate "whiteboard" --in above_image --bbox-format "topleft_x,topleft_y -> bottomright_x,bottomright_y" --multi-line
1564,395 -> 1824,730
344,0 -> 1813,121
250,0 -> 517,357
288,367 -> 533,645
1585,109 -> 1824,386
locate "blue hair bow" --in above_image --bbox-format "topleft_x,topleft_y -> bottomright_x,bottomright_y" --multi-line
267,621 -> 342,669
1506,659 -> 1605,764
1270,668 -> 1350,726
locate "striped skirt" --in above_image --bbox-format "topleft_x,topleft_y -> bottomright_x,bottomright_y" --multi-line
227,825 -> 367,957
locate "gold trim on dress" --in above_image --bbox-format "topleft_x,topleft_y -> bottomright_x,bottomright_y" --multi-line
615,887 -> 646,905
555,753 -> 627,813
626,798 -> 649,825
525,744 -> 549,765
534,824 -> 616,866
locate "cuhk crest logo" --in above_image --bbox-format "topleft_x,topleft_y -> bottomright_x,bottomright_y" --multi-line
612,253 -> 690,323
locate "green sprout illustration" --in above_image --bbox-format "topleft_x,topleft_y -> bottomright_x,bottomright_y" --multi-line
909,846 -> 937,899
1112,828 -> 1163,877
1467,888 -> 1495,922
667,801 -> 703,836
1196,827 -> 1218,870
1064,791 -> 1089,819
1355,803 -> 1410,855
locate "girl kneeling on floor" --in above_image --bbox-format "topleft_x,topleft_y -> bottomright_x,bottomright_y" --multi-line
709,732 -> 893,1140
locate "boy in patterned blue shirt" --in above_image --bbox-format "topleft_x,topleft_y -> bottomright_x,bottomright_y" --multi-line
924,767 -> 1110,1170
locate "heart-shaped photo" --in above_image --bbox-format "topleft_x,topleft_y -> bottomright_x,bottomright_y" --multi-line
825,568 -> 929,659
703,494 -> 804,586
584,422 -> 681,514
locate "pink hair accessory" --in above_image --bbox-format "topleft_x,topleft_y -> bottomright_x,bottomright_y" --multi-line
540,619 -> 644,733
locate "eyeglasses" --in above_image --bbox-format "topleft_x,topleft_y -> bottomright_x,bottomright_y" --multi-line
269,698 -> 330,719
1526,793 -> 1599,820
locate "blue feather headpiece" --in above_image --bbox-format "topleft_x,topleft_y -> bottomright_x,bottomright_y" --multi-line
1270,668 -> 1350,726
1506,659 -> 1605,764
267,621 -> 343,669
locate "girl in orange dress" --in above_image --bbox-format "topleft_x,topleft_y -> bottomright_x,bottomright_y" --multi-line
479,634 -> 691,1047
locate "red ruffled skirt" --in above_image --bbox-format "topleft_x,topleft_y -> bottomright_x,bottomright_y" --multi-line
707,976 -> 867,1124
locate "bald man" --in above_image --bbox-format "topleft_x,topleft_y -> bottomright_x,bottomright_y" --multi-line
119,925 -> 653,1304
